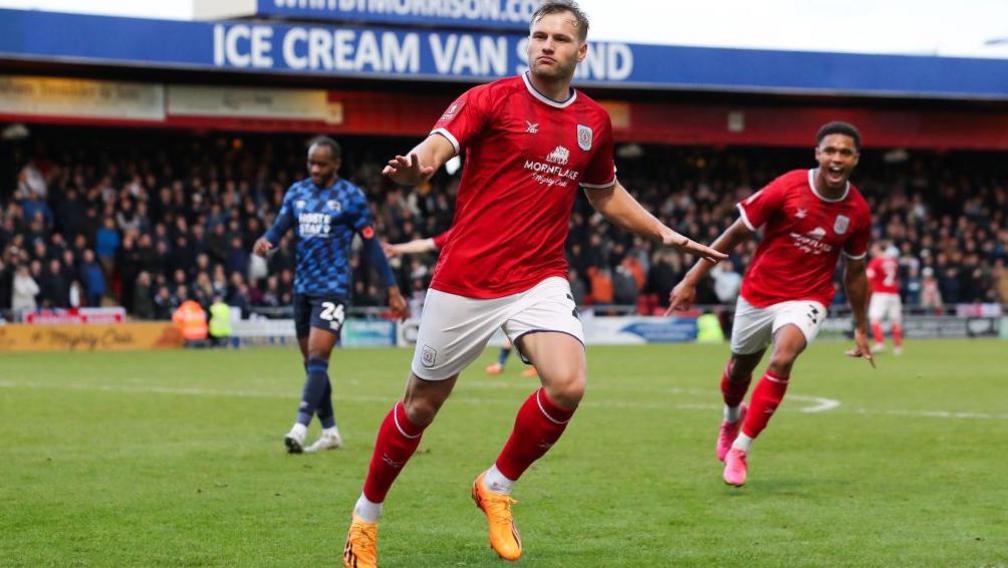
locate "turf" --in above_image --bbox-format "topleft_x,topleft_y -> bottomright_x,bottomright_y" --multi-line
1,340 -> 1006,567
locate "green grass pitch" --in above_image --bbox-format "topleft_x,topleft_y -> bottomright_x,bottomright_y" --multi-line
2,340 -> 1007,566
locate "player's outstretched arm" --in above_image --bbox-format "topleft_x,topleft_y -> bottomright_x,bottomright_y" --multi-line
381,238 -> 438,258
361,229 -> 411,320
254,195 -> 295,257
843,257 -> 876,368
666,219 -> 754,313
586,181 -> 727,262
382,134 -> 456,186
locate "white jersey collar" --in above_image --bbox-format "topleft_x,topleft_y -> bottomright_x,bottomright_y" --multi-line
807,168 -> 849,203
521,72 -> 577,109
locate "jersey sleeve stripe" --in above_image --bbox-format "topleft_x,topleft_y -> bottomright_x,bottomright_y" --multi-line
580,177 -> 617,190
842,250 -> 867,259
430,128 -> 460,155
736,203 -> 757,231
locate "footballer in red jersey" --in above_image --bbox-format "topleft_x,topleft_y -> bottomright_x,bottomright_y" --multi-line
865,242 -> 904,354
342,3 -> 725,566
669,121 -> 874,488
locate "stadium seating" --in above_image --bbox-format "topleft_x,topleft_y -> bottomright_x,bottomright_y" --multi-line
1,131 -> 1006,320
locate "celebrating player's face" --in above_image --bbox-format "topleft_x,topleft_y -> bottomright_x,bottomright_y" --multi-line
527,12 -> 587,82
307,144 -> 339,188
814,134 -> 859,192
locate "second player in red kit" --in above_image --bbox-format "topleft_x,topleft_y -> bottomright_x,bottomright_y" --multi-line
670,121 -> 874,487
865,242 -> 904,354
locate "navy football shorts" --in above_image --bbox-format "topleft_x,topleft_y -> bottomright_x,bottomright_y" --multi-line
293,293 -> 347,339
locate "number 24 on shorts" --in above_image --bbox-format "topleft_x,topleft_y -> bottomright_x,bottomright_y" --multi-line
320,302 -> 346,330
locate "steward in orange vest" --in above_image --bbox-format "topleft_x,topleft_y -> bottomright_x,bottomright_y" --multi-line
172,299 -> 208,344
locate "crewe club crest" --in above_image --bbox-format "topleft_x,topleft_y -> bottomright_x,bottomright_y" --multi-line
577,124 -> 593,151
833,214 -> 850,234
440,99 -> 464,121
420,344 -> 437,368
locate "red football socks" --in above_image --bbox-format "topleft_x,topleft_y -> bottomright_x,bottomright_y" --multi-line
362,401 -> 425,503
495,388 -> 576,480
720,360 -> 752,408
871,322 -> 884,344
741,370 -> 790,439
892,323 -> 903,347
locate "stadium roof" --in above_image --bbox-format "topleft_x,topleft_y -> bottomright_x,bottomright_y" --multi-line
2,9 -> 1008,101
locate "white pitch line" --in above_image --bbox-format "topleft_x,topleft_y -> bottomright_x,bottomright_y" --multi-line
852,408 -> 1008,421
789,394 -> 842,413
1,379 -> 1002,420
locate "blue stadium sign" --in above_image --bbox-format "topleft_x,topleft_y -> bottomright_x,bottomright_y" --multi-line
2,10 -> 1008,99
255,0 -> 543,31
210,22 -> 631,81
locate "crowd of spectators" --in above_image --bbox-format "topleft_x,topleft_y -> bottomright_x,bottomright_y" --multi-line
1,128 -> 1006,322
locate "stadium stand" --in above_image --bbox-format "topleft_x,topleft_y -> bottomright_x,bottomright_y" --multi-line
1,129 -> 1005,321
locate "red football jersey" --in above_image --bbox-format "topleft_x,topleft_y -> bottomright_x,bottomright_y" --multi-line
867,256 -> 900,294
432,228 -> 452,249
737,169 -> 871,308
428,73 -> 616,298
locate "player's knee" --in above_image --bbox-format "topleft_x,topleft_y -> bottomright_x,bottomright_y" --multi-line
307,348 -> 330,362
402,393 -> 444,427
767,352 -> 797,375
543,367 -> 586,409
727,360 -> 753,382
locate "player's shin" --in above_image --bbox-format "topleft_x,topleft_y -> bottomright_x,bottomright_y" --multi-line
297,358 -> 330,425
317,376 -> 336,429
721,360 -> 752,421
492,388 -> 576,490
358,401 -> 426,520
892,323 -> 903,348
735,370 -> 790,451
871,322 -> 884,345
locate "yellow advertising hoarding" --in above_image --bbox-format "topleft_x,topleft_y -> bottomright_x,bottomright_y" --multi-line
167,84 -> 341,123
0,75 -> 165,121
0,323 -> 184,352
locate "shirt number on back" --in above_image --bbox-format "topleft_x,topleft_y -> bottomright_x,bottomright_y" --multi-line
883,263 -> 897,287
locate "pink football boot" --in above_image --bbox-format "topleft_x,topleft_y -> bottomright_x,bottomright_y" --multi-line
723,447 -> 748,487
716,404 -> 747,462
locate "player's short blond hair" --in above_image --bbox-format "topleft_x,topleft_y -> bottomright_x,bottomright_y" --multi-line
531,1 -> 589,42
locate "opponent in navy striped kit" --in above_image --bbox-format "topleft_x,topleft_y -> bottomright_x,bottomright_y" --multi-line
254,136 -> 408,454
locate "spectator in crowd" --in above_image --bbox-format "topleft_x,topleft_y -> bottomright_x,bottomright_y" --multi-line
0,257 -> 11,311
903,265 -> 922,306
568,268 -> 587,306
94,216 -> 120,272
612,260 -> 639,306
259,274 -> 283,308
79,249 -> 106,307
920,267 -> 943,311
117,235 -> 142,312
713,261 -> 743,304
133,271 -> 155,319
12,263 -> 39,314
68,278 -> 82,308
224,236 -> 249,280
38,258 -> 69,308
992,258 -> 1008,304
152,285 -> 175,320
587,266 -> 614,305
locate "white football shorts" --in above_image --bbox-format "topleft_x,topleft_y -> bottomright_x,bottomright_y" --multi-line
410,276 -> 584,381
868,292 -> 902,324
730,295 -> 828,355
